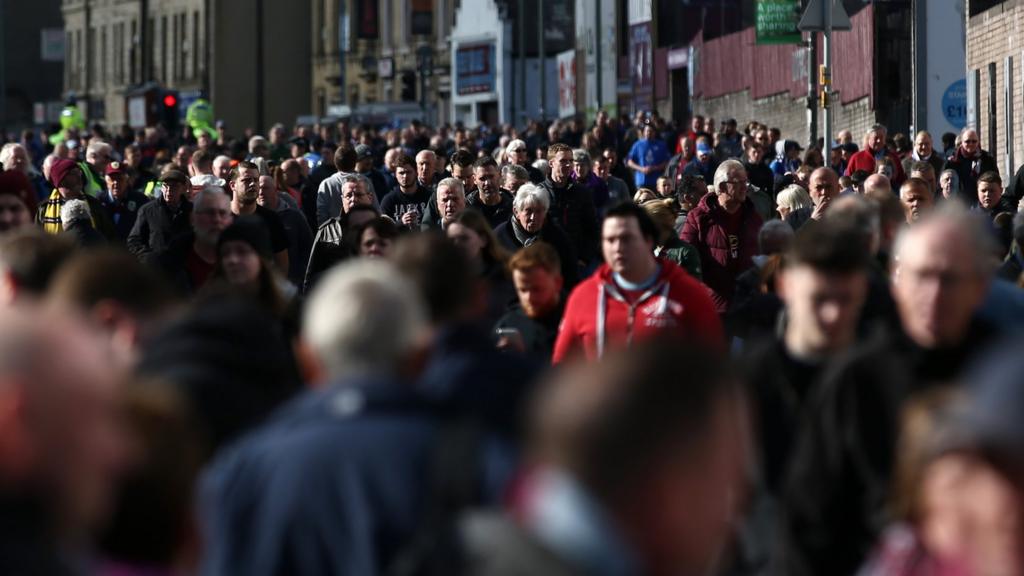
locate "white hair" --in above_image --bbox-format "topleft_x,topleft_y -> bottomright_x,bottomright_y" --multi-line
213,155 -> 232,167
248,136 -> 268,154
86,141 -> 112,161
436,177 -> 465,198
713,159 -> 746,189
0,143 -> 24,170
513,183 -> 551,214
303,259 -> 427,380
60,199 -> 92,225
776,185 -> 812,212
506,139 -> 527,155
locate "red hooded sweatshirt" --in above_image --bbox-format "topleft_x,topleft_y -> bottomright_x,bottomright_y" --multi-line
552,258 -> 723,363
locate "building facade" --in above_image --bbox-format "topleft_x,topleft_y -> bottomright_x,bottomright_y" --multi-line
2,0 -> 65,132
310,0 -> 457,125
61,0 -> 310,133
966,0 -> 1024,180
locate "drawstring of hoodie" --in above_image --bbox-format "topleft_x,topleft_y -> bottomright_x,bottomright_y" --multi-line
595,279 -> 670,359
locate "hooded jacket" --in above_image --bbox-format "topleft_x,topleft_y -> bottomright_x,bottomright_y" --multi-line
552,258 -> 722,363
680,192 -> 763,313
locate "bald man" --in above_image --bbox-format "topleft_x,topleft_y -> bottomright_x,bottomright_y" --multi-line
786,167 -> 840,232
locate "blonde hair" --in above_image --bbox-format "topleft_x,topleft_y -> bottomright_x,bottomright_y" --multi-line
776,185 -> 813,212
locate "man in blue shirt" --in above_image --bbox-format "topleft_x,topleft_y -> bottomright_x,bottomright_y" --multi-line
626,120 -> 670,190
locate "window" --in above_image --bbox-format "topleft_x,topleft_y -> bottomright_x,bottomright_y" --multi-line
989,62 -> 997,155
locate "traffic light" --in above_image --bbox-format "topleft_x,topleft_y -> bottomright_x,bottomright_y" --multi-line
161,90 -> 180,132
400,71 -> 416,102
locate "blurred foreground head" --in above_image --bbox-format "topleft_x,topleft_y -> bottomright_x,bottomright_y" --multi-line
529,339 -> 748,576
0,306 -> 125,548
304,258 -> 428,383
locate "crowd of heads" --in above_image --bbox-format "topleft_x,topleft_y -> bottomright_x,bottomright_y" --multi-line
1,109 -> 1024,575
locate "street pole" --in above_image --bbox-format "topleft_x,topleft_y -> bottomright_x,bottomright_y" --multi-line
538,0 -> 545,121
518,0 -> 525,127
0,0 -> 6,131
821,0 -> 832,147
807,33 -> 817,147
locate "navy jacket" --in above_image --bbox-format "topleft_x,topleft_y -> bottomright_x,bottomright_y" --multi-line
200,376 -> 437,576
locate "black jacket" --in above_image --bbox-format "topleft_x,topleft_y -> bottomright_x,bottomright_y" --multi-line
467,190 -> 514,229
943,148 -> 999,206
537,178 -> 598,265
127,198 -> 193,263
775,320 -> 1002,576
494,219 -> 579,289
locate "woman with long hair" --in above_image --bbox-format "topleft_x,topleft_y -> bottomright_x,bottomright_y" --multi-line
207,216 -> 299,333
446,209 -> 515,324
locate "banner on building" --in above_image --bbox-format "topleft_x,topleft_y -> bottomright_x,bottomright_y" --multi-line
455,43 -> 496,96
629,23 -> 653,111
558,50 -> 577,118
756,0 -> 802,45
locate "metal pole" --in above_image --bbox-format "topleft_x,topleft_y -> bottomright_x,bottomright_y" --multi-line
0,0 -> 6,131
595,0 -> 602,112
518,0 -> 525,126
807,34 -> 817,147
822,0 -> 832,147
255,0 -> 264,133
140,0 -> 149,82
538,0 -> 545,121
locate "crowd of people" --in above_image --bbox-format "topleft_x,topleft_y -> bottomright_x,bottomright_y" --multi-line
2,107 -> 1024,576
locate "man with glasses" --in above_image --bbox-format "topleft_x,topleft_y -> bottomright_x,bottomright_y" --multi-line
128,167 -> 194,263
943,127 -> 998,206
157,188 -> 233,294
681,159 -> 764,313
228,161 -> 289,272
505,139 -> 544,184
786,167 -> 840,232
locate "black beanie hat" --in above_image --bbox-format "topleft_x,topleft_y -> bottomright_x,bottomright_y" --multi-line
218,216 -> 273,259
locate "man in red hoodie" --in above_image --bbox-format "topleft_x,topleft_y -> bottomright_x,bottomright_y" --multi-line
553,202 -> 722,363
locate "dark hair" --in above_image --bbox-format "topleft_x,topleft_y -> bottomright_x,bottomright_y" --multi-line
0,229 -> 76,296
547,143 -> 572,161
604,201 -> 659,243
334,144 -> 358,172
394,153 -> 415,170
783,220 -> 871,274
532,337 -> 737,503
978,171 -> 1003,187
389,232 -> 475,324
909,161 -> 935,177
228,160 -> 258,183
472,155 -> 498,171
350,216 -> 399,254
47,248 -> 176,320
450,148 -> 475,169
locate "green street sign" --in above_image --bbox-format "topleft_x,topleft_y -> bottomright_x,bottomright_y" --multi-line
756,0 -> 802,45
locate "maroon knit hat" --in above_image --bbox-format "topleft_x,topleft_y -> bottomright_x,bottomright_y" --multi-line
49,157 -> 80,189
0,170 -> 38,214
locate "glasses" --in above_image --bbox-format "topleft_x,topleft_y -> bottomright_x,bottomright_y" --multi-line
342,191 -> 371,200
722,179 -> 748,188
964,139 -> 979,144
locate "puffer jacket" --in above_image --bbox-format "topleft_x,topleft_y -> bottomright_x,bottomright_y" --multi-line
680,192 -> 763,313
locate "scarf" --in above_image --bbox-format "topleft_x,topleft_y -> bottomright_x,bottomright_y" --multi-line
40,189 -> 65,234
511,216 -> 540,247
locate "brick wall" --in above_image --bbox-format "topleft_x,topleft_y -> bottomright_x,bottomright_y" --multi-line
966,0 -> 1024,182
693,91 -> 876,148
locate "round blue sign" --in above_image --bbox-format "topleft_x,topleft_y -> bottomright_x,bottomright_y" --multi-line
942,79 -> 967,130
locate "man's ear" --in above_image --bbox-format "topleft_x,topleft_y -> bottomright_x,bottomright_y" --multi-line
293,338 -> 325,389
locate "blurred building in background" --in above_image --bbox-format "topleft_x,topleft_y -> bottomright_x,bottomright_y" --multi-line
59,0 -> 310,134
1,0 -> 65,133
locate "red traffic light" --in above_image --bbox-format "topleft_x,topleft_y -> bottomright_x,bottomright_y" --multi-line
163,94 -> 178,108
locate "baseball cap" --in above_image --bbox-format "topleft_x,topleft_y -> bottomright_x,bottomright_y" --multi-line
355,144 -> 374,160
105,161 -> 127,177
289,137 -> 309,149
696,142 -> 713,155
